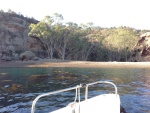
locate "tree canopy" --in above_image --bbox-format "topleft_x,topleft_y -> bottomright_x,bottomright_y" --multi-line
29,13 -> 146,61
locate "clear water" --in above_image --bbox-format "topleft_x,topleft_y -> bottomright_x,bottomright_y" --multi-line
0,67 -> 150,113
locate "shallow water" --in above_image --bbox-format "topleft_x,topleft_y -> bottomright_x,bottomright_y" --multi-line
0,67 -> 150,113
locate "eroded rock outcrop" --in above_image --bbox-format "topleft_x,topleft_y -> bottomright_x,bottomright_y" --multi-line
0,11 -> 42,61
130,32 -> 150,62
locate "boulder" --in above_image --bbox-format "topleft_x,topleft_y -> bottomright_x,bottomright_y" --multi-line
130,32 -> 150,62
0,51 -> 20,61
1,55 -> 13,61
20,51 -> 35,61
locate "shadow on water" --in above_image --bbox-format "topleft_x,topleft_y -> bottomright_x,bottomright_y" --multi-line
0,67 -> 150,113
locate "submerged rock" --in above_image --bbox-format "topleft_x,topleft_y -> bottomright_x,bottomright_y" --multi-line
29,74 -> 49,82
11,83 -> 24,93
0,80 -> 12,88
0,73 -> 9,80
0,73 -> 12,89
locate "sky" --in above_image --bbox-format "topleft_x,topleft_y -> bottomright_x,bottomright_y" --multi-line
0,0 -> 150,30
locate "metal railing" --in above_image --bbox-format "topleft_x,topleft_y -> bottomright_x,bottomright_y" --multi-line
85,81 -> 118,100
31,81 -> 118,113
31,85 -> 82,113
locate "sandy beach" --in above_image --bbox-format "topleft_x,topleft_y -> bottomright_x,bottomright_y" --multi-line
0,59 -> 150,68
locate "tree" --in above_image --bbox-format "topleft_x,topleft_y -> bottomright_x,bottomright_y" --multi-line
29,13 -> 140,61
29,16 -> 55,59
53,24 -> 70,60
101,27 -> 139,61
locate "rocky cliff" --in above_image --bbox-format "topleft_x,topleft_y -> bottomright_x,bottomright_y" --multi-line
130,32 -> 150,62
0,11 -> 42,61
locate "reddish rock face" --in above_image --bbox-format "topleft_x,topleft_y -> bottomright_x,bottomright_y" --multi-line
130,32 -> 150,62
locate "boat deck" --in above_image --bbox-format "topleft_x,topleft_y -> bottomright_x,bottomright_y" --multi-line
51,94 -> 120,113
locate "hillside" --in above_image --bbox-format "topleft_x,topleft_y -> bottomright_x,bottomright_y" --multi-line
0,11 -> 42,61
0,10 -> 150,62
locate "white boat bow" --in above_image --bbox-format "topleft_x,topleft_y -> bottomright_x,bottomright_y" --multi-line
31,81 -> 120,113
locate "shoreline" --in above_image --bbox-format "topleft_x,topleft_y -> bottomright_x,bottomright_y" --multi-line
0,59 -> 150,68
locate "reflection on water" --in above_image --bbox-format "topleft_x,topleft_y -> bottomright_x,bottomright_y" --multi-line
0,67 -> 150,113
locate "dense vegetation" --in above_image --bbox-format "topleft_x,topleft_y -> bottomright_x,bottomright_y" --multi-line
0,10 -> 147,61
29,13 -> 150,61
1,10 -> 148,62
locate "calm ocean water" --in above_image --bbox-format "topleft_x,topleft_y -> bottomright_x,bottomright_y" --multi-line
0,67 -> 150,113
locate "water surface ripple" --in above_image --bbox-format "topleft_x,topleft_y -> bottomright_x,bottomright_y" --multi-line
0,67 -> 150,113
